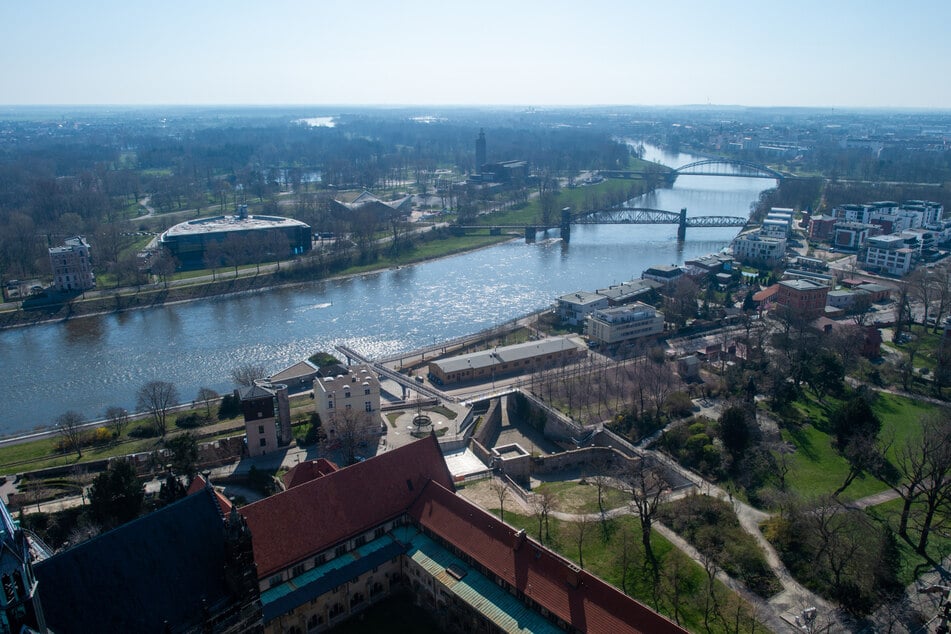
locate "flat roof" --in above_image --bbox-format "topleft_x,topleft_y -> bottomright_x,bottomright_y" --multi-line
163,214 -> 309,239
431,337 -> 583,375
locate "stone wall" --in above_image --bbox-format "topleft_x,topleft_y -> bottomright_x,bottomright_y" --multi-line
471,398 -> 502,448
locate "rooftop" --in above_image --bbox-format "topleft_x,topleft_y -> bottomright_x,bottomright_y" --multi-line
162,214 -> 309,239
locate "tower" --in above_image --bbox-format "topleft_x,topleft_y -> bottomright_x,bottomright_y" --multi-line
475,128 -> 486,172
0,502 -> 46,633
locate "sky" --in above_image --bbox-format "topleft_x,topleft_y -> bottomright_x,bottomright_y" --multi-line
2,0 -> 950,109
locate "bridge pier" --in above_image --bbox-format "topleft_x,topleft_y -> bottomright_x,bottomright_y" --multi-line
677,208 -> 687,241
525,226 -> 536,243
560,207 -> 572,243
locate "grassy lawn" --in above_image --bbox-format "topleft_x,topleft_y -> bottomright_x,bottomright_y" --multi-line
778,391 -> 941,501
534,480 -> 630,514
499,510 -> 769,633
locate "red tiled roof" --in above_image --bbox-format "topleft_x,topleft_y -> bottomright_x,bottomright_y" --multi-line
241,435 -> 454,578
282,458 -> 339,489
409,481 -> 687,634
752,284 -> 778,302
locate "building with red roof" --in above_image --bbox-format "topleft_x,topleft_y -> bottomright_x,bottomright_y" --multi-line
240,435 -> 686,634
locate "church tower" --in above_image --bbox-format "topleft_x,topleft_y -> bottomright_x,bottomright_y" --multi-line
475,128 -> 486,173
0,502 -> 46,633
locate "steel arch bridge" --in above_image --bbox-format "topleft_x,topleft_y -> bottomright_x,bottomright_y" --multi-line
674,159 -> 784,179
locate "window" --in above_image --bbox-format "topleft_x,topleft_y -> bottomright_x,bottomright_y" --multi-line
259,438 -> 267,447
314,554 -> 326,566
364,387 -> 371,395
355,535 -> 366,547
344,390 -> 351,399
365,401 -> 372,412
258,425 -> 265,434
335,544 -> 347,557
268,574 -> 283,588
345,404 -> 351,410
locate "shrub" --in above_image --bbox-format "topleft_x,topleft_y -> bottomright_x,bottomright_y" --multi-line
128,424 -> 159,439
174,413 -> 209,429
92,427 -> 113,445
217,393 -> 241,420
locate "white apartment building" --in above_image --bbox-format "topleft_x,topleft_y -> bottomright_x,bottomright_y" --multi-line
864,234 -> 916,276
731,231 -> 786,266
556,291 -> 609,326
585,302 -> 664,346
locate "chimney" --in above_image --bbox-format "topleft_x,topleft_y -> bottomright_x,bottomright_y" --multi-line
513,529 -> 527,551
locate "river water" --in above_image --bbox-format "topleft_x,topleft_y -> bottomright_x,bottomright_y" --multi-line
0,145 -> 774,434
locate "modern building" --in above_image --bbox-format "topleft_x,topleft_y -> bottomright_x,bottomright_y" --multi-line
585,302 -> 665,347
731,231 -> 786,267
775,279 -> 830,319
49,236 -> 95,293
159,208 -> 312,269
807,215 -> 837,241
555,290 -> 609,326
313,365 -> 382,439
35,486 -> 263,633
641,264 -> 685,287
331,191 -> 413,217
596,278 -> 661,305
239,436 -> 686,634
864,234 -> 916,276
833,222 -> 876,250
239,381 -> 293,457
427,336 -> 585,386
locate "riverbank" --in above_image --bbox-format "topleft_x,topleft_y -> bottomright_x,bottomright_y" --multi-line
0,228 -> 514,332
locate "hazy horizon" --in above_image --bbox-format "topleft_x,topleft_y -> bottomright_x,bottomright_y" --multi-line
3,1 -> 950,109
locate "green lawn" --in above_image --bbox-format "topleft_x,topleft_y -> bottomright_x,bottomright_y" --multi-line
778,391 -> 942,500
534,480 -> 629,514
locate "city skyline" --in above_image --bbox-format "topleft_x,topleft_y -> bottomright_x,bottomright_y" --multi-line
3,0 -> 951,109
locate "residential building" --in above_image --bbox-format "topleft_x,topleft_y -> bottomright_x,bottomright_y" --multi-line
586,302 -> 665,347
641,265 -> 685,287
555,290 -> 609,326
807,215 -> 837,241
427,336 -> 585,386
761,218 -> 789,238
775,279 -> 830,319
239,381 -> 293,457
49,236 -> 95,293
239,436 -> 686,634
731,231 -> 786,266
313,365 -> 382,439
865,234 -> 916,276
833,222 -> 876,250
684,253 -> 733,276
595,278 -> 660,306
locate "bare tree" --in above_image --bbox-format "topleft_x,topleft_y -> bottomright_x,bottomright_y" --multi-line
56,410 -> 86,458
136,380 -> 179,438
328,407 -> 374,466
489,477 -> 510,521
196,387 -> 219,418
529,489 -> 555,543
231,362 -> 268,387
566,513 -> 592,569
104,406 -> 130,440
887,413 -> 951,555
621,455 -> 667,575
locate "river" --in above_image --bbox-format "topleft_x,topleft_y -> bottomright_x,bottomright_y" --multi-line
0,144 -> 774,434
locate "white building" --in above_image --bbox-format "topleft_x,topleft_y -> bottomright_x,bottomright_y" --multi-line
585,302 -> 665,347
555,291 -> 609,326
313,365 -> 382,438
49,236 -> 95,292
864,234 -> 916,276
731,231 -> 786,266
